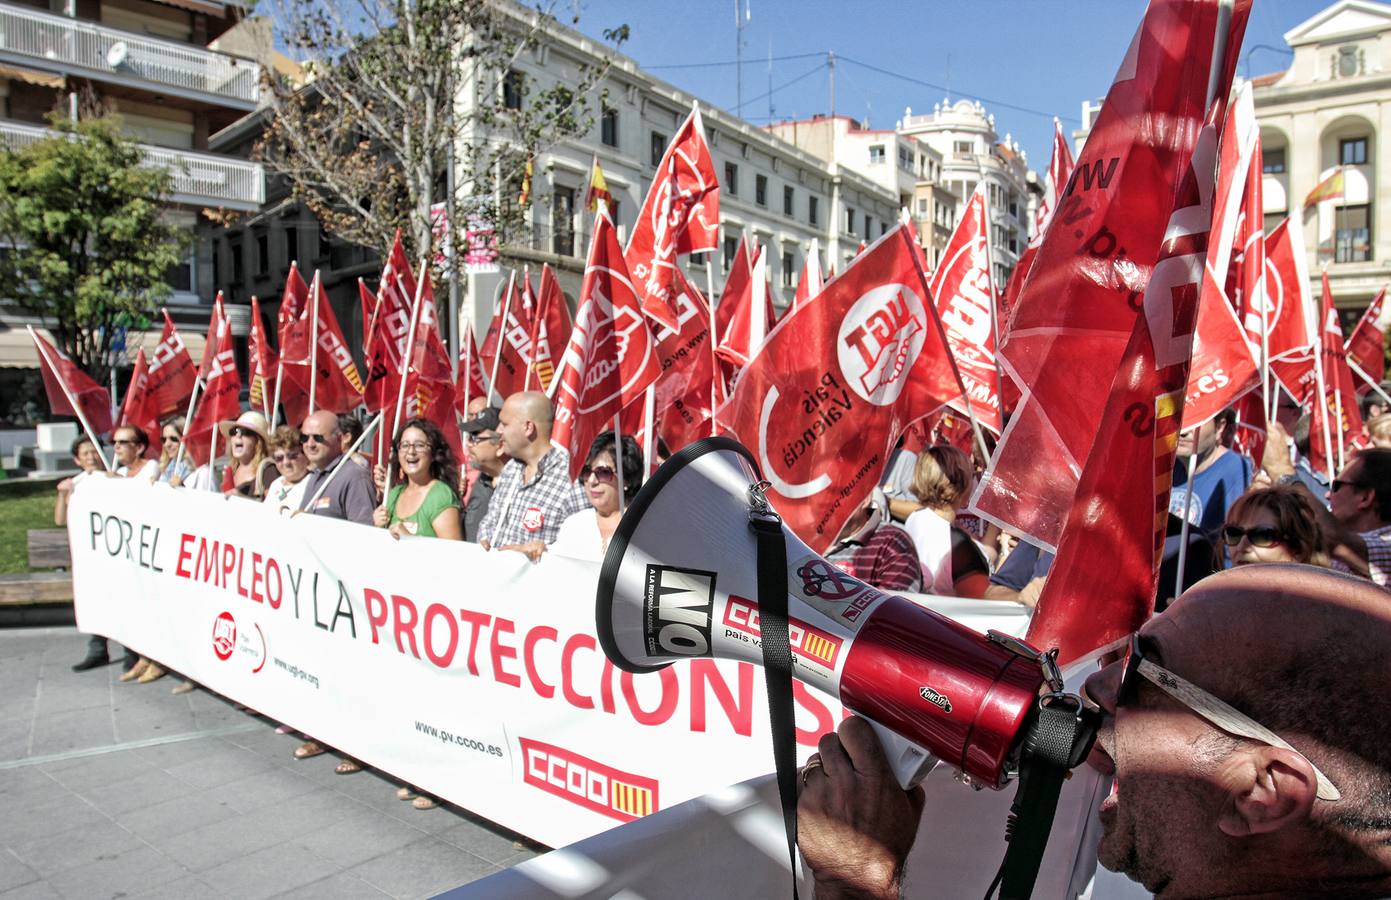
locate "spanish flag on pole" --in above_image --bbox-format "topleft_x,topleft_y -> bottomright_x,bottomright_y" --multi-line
1303,167 -> 1345,208
586,155 -> 614,214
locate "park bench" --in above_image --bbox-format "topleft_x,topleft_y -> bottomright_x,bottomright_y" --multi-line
0,529 -> 73,619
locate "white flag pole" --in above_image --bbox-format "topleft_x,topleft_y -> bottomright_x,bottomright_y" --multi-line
642,384 -> 656,475
613,413 -> 626,515
308,271 -> 322,415
28,327 -> 113,473
174,374 -> 204,473
1350,359 -> 1391,407
386,259 -> 431,499
488,271 -> 516,405
706,257 -> 719,436
1174,451 -> 1199,598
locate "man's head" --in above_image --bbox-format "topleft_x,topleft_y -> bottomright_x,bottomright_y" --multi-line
497,392 -> 554,462
1176,415 -> 1224,460
1083,565 -> 1391,896
466,395 -> 489,420
1329,448 -> 1391,531
70,436 -> 101,472
299,411 -> 342,470
338,413 -> 363,454
111,425 -> 148,468
461,406 -> 507,476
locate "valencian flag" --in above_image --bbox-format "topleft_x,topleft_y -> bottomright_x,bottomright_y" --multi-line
1346,288 -> 1386,388
455,322 -> 490,416
145,309 -> 197,417
791,241 -> 823,311
31,329 -> 113,438
929,183 -> 1002,433
553,209 -> 661,480
518,155 -> 534,208
117,348 -> 160,457
717,224 -> 963,552
624,103 -> 720,331
527,264 -> 572,391
1303,166 -> 1345,208
185,295 -> 241,467
479,272 -> 536,400
1308,273 -> 1364,478
248,295 -> 277,419
971,0 -> 1250,552
586,156 -> 614,214
1265,218 -> 1318,402
1184,80 -> 1260,428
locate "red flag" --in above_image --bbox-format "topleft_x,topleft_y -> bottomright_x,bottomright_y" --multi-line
281,272 -> 365,418
393,266 -> 464,464
455,322 -> 490,416
479,273 -> 539,400
715,245 -> 770,368
929,183 -> 1002,433
714,237 -> 753,341
716,225 -> 963,552
248,296 -> 277,418
359,278 -> 377,355
554,211 -> 662,479
648,268 -> 719,452
1233,137 -> 1267,351
1184,82 -> 1260,427
145,309 -> 196,417
117,347 -> 160,457
1262,218 -> 1318,400
624,104 -> 720,330
791,242 -> 823,311
1346,288 -> 1386,388
184,296 -> 241,467
1308,273 -> 1364,477
971,0 -> 1248,552
527,264 -> 573,392
1000,117 -> 1074,337
31,329 -> 113,437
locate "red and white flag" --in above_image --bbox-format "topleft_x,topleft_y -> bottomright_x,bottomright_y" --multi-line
145,309 -> 197,418
527,264 -> 573,392
648,268 -> 720,452
185,295 -> 241,467
929,183 -> 1002,433
31,329 -> 113,438
715,245 -> 770,369
791,241 -> 823,311
971,0 -> 1248,553
117,348 -> 160,457
1000,115 -> 1077,339
554,210 -> 661,479
716,225 -> 963,552
248,295 -> 277,419
1262,218 -> 1318,400
280,271 -> 365,419
391,265 -> 464,463
1233,136 -> 1267,353
479,272 -> 536,401
455,322 -> 490,417
1184,80 -> 1260,427
363,234 -> 420,415
714,237 -> 753,341
624,104 -> 720,330
1308,273 -> 1364,477
1346,288 -> 1386,389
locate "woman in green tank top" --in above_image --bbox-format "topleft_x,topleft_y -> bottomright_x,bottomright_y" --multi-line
373,418 -> 462,540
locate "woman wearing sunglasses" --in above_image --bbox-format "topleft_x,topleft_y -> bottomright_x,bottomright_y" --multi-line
216,411 -> 276,500
262,427 -> 312,513
1222,485 -> 1326,567
550,431 -> 643,562
152,418 -> 192,485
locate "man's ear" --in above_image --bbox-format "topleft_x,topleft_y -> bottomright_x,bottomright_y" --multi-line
1217,746 -> 1319,837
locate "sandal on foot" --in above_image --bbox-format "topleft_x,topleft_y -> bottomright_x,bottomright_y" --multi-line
119,659 -> 150,682
294,741 -> 325,760
170,679 -> 194,695
335,759 -> 362,775
396,786 -> 418,801
136,663 -> 167,684
412,795 -> 438,810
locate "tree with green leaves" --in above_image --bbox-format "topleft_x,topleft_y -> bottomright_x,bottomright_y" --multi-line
255,0 -> 628,277
0,114 -> 186,382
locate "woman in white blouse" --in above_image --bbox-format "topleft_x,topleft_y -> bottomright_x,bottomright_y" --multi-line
549,432 -> 644,561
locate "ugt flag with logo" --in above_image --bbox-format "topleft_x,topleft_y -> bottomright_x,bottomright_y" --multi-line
717,225 -> 961,553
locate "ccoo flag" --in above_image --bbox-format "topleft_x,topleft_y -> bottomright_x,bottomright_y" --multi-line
1345,288 -> 1386,388
31,329 -> 113,438
117,348 -> 160,457
145,309 -> 197,417
716,224 -> 963,552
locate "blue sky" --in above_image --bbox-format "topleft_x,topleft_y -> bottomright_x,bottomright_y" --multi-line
571,0 -> 1333,168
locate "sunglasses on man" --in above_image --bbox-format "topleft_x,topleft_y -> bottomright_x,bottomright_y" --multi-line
300,433 -> 332,446
1114,633 -> 1339,800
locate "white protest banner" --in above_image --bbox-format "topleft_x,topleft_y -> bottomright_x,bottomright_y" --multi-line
67,478 -> 1032,849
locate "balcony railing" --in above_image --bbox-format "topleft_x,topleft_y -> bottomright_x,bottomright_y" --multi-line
0,119 -> 264,210
0,2 -> 259,107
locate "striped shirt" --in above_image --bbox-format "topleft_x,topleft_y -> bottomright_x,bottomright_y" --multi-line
824,524 -> 922,593
478,446 -> 590,548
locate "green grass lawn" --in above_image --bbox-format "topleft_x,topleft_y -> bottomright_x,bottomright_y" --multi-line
0,480 -> 58,573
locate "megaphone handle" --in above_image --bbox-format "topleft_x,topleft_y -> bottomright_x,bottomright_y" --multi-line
858,713 -> 940,789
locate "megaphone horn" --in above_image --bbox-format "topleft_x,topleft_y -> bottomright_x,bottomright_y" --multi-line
597,436 -> 1071,790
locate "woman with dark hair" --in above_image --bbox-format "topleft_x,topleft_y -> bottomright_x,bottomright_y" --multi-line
1223,484 -> 1327,567
372,418 -> 462,540
550,431 -> 641,561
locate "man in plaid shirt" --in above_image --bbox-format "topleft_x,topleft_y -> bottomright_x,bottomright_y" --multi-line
1326,448 -> 1391,588
478,392 -> 589,560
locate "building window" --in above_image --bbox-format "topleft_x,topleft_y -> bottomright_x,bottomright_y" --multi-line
868,144 -> 885,165
1334,204 -> 1372,263
781,250 -> 794,287
503,70 -> 524,111
954,139 -> 972,158
231,241 -> 244,284
255,231 -> 269,277
1341,137 -> 1368,166
809,196 -> 819,226
783,185 -> 794,216
724,162 -> 738,196
845,207 -> 855,235
723,234 -> 738,273
898,146 -> 913,172
1263,148 -> 1286,174
755,174 -> 767,207
650,132 -> 666,166
166,246 -> 193,293
917,198 -> 928,214
284,226 -> 298,268
552,186 -> 576,256
601,107 -> 619,148
864,213 -> 872,237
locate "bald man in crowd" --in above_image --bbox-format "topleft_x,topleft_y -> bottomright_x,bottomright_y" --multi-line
799,565 -> 1391,899
297,410 -> 376,525
477,391 -> 588,561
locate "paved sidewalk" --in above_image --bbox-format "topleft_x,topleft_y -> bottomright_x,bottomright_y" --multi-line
0,627 -> 541,899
